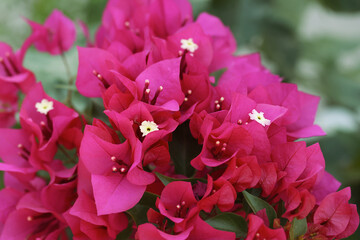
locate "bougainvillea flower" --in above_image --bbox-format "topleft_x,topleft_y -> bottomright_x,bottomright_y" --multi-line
167,23 -> 213,68
249,83 -> 326,138
0,82 -> 18,128
148,0 -> 193,38
19,83 -> 81,168
136,223 -> 193,240
40,173 -> 77,214
258,162 -> 278,197
0,0 -> 358,238
192,122 -> 253,169
0,188 -> 23,232
106,103 -> 179,152
76,46 -> 132,97
102,84 -> 135,113
187,216 -> 236,240
95,0 -> 146,51
214,54 -> 281,105
0,42 -> 35,93
291,143 -> 325,188
221,156 -> 261,192
311,171 -> 341,203
80,118 -> 154,215
196,12 -> 236,72
313,187 -> 359,239
156,181 -> 199,231
198,176 -> 236,212
270,141 -> 307,194
0,191 -> 68,240
135,58 -> 184,111
179,54 -> 212,122
280,187 -> 316,221
25,9 -> 76,55
0,128 -> 37,184
245,214 -> 286,240
136,215 -> 235,240
65,191 -> 128,240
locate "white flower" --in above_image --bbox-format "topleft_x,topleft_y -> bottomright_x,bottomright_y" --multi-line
139,120 -> 159,137
35,99 -> 54,115
180,38 -> 199,53
249,109 -> 270,127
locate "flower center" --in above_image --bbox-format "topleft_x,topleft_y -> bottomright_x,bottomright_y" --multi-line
35,99 -> 54,115
110,156 -> 129,174
249,109 -> 270,127
214,97 -> 225,111
139,120 -> 159,137
141,79 -> 163,105
180,38 -> 198,53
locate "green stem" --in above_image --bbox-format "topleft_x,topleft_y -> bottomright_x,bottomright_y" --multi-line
61,53 -> 74,107
58,144 -> 76,164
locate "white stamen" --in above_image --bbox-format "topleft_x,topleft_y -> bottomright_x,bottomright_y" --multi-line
35,99 -> 54,115
180,38 -> 199,53
249,109 -> 270,127
139,120 -> 159,137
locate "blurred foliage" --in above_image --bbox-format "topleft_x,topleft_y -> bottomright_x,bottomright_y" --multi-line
318,0 -> 360,13
0,0 -> 359,238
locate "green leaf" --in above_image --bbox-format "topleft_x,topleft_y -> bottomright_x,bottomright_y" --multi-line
126,204 -> 150,226
155,172 -> 206,186
210,68 -> 227,87
206,212 -> 248,238
168,121 -> 201,177
318,0 -> 360,13
242,190 -> 277,228
116,217 -> 134,240
289,217 -> 307,240
54,84 -> 78,91
126,191 -> 159,226
138,191 -> 159,209
0,170 -> 4,189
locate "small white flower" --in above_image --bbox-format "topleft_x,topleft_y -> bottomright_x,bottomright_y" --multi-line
180,38 -> 199,53
35,99 -> 54,115
249,109 -> 271,127
139,120 -> 159,137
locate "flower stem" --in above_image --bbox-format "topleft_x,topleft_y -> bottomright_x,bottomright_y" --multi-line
61,53 -> 74,107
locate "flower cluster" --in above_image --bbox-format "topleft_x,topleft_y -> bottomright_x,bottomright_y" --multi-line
0,0 -> 358,239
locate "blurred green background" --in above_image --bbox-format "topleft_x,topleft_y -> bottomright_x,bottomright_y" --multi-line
0,0 -> 359,238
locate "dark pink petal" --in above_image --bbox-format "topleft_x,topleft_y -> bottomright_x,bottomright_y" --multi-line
136,223 -> 192,240
91,174 -> 146,215
245,214 -> 286,240
135,58 -> 184,110
187,217 -> 235,240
